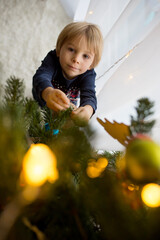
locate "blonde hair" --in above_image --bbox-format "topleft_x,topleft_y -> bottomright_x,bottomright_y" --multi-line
56,21 -> 103,68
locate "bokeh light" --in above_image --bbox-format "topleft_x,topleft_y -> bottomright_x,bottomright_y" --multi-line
86,157 -> 108,178
22,143 -> 59,187
141,183 -> 160,208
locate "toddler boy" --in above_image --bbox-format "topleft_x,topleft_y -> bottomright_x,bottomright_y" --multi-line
32,21 -> 103,124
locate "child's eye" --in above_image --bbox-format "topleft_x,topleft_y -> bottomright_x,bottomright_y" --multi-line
68,47 -> 74,52
83,54 -> 90,59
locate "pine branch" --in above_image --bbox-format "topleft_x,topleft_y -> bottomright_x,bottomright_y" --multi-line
129,97 -> 156,135
42,106 -> 73,130
3,76 -> 25,105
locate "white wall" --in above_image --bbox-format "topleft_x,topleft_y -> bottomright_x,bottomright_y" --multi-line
0,0 -> 71,97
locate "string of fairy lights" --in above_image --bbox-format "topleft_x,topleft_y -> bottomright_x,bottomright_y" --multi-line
96,40 -> 143,81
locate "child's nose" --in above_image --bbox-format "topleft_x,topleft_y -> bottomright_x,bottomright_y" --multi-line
72,54 -> 80,64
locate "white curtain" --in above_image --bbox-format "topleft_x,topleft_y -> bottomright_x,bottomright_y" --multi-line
83,0 -> 160,151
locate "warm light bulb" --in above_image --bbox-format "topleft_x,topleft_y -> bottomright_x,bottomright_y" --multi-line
86,157 -> 108,178
97,157 -> 108,169
22,144 -> 59,187
22,186 -> 40,202
86,165 -> 101,178
141,183 -> 160,208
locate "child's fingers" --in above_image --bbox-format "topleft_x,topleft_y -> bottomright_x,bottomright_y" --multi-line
71,107 -> 83,115
49,100 -> 67,111
70,103 -> 77,110
46,89 -> 70,111
55,90 -> 70,106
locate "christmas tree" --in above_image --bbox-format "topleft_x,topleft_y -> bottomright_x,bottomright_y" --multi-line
0,76 -> 160,240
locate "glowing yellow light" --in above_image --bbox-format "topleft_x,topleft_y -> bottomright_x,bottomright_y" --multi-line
141,183 -> 160,208
97,157 -> 108,169
22,144 -> 59,187
86,165 -> 101,178
86,157 -> 108,178
22,186 -> 40,202
128,184 -> 139,191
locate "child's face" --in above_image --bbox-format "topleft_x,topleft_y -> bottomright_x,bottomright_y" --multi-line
58,36 -> 95,80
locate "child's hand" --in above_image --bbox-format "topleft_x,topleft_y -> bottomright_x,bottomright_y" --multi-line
70,103 -> 77,111
71,105 -> 93,126
42,87 -> 70,112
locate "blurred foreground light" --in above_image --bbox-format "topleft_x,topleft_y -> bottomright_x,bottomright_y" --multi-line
22,144 -> 59,187
86,157 -> 108,178
97,157 -> 108,169
128,184 -> 139,191
86,164 -> 101,178
22,186 -> 40,203
141,183 -> 160,208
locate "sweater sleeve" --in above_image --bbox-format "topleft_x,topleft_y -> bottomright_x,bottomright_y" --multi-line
32,50 -> 57,106
79,69 -> 97,113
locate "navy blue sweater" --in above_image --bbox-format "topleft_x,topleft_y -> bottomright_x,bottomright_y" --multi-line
32,50 -> 97,112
